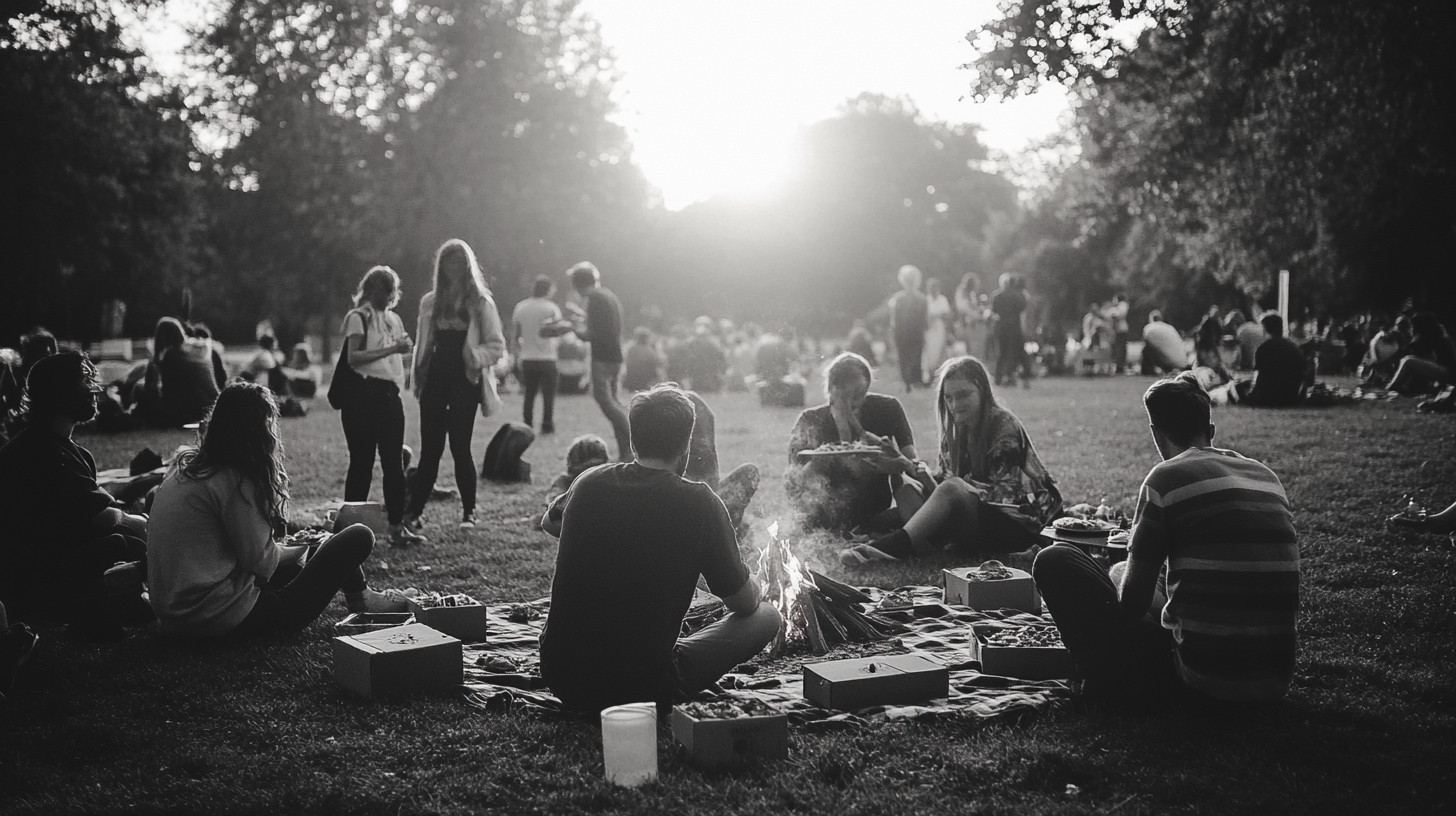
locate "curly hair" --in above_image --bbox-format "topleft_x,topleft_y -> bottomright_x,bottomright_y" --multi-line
176,381 -> 290,532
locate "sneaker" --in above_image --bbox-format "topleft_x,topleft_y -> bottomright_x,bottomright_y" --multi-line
402,512 -> 425,534
459,511 -> 478,529
541,423 -> 555,435
103,561 -> 145,599
390,524 -> 426,547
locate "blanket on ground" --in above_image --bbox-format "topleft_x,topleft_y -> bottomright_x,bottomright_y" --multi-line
458,585 -> 1071,726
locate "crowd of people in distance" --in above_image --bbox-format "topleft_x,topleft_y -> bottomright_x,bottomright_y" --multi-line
4,254 -> 1455,720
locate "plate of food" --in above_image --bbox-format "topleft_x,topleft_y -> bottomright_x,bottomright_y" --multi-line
796,442 -> 882,459
1051,516 -> 1122,536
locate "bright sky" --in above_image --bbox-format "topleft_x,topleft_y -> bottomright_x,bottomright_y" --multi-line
137,0 -> 1068,210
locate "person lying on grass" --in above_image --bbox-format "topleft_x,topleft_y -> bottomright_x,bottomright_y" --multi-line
147,382 -> 404,639
786,352 -> 918,534
1034,372 -> 1300,704
839,355 -> 1061,567
538,384 -> 781,713
0,350 -> 153,641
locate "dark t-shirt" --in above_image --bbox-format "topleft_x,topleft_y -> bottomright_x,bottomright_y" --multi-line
891,290 -> 928,340
0,427 -> 117,613
539,463 -> 749,710
1248,336 -> 1306,406
991,288 -> 1027,337
584,287 -> 624,364
787,394 -> 914,528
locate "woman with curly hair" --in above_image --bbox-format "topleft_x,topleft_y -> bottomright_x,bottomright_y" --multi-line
840,355 -> 1061,565
405,239 -> 506,531
148,382 -> 403,638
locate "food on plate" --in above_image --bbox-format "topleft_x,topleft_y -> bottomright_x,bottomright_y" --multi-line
983,627 -> 1064,649
963,559 -> 1014,581
1052,516 -> 1120,533
813,441 -> 880,453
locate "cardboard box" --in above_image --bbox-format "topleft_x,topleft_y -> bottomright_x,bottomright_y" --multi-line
971,630 -> 1074,681
802,654 -> 949,711
943,566 -> 1041,613
333,623 -> 463,699
406,596 -> 489,643
332,502 -> 389,539
334,612 -> 414,636
670,706 -> 789,769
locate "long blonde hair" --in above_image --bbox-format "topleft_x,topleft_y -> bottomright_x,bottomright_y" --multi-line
431,239 -> 488,326
933,355 -> 1002,480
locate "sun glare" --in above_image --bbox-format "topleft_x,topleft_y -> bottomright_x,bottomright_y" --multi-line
639,123 -> 799,210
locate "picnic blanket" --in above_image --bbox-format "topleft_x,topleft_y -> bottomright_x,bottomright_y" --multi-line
459,585 -> 1071,726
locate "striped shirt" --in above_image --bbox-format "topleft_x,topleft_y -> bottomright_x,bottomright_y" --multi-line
1128,447 -> 1299,701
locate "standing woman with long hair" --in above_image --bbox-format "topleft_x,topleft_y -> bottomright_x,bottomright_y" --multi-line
339,266 -> 421,547
840,355 -> 1061,565
406,239 -> 505,530
148,382 -> 403,638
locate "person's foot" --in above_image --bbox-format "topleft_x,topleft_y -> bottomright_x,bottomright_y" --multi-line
390,524 -> 426,547
838,544 -> 899,567
541,422 -> 555,435
459,511 -> 478,529
401,512 -> 425,534
103,561 -> 145,599
345,588 -> 409,614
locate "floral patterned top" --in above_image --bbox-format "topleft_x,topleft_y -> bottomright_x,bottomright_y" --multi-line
936,407 -> 1061,533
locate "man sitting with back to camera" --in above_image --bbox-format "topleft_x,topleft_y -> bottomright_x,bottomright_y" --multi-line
538,384 -> 780,712
1033,372 -> 1299,705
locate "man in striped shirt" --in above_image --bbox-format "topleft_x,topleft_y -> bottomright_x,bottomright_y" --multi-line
1033,372 -> 1299,704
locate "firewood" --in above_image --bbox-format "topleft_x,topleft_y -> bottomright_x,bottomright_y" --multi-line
801,597 -> 830,654
811,594 -> 850,643
808,570 -> 872,604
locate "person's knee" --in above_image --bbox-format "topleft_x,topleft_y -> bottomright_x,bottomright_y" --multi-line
739,601 -> 782,647
329,523 -> 375,561
1032,543 -> 1082,582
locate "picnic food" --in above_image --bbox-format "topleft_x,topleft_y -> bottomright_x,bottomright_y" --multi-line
677,699 -> 778,720
411,591 -> 478,609
811,441 -> 879,453
984,627 -> 1064,649
964,560 -> 1014,581
1052,516 -> 1120,533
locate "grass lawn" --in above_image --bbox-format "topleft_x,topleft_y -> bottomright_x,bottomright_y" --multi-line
3,373 -> 1454,814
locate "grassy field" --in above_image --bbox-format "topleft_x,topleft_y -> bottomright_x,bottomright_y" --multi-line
3,373 -> 1454,815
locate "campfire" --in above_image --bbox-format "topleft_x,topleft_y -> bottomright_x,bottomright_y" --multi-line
757,521 -> 908,657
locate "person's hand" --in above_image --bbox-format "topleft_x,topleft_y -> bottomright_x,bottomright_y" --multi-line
864,432 -> 912,475
394,335 -> 414,355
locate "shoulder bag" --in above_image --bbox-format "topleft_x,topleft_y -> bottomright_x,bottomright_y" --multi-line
328,308 -> 368,410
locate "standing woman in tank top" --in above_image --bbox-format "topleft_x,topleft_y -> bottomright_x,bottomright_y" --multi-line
405,239 -> 506,531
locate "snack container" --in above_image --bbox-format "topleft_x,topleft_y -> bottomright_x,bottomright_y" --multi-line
670,706 -> 789,769
971,630 -> 1074,681
334,612 -> 415,635
802,654 -> 949,711
943,566 -> 1040,613
406,596 -> 489,643
333,623 -> 463,699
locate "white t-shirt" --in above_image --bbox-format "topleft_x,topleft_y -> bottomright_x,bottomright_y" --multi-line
1143,321 -> 1187,367
512,297 -> 563,361
343,305 -> 407,386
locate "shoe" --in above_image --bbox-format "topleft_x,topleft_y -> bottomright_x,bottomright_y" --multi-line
459,511 -> 478,529
346,588 -> 409,614
103,561 -> 145,599
541,423 -> 555,435
390,524 -> 426,547
402,512 -> 425,534
838,544 -> 899,567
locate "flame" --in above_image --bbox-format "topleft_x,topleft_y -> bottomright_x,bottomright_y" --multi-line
757,520 -> 808,649
767,520 -> 779,539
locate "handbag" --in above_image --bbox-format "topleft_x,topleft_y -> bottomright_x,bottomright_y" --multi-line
328,308 -> 367,410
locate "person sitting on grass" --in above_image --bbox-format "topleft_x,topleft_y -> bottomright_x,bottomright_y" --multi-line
1033,373 -> 1299,705
0,351 -> 153,640
538,384 -> 781,712
0,600 -> 40,704
281,343 -> 322,400
1229,312 -> 1306,407
787,352 -> 918,534
542,434 -> 612,525
147,382 -> 404,638
839,356 -> 1061,566
1386,311 -> 1456,396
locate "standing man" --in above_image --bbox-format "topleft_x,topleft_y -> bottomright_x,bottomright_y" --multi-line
1108,294 -> 1131,372
1033,373 -> 1299,705
566,262 -> 631,460
888,264 -> 929,391
539,385 -> 780,712
991,273 -> 1030,387
512,275 -> 564,434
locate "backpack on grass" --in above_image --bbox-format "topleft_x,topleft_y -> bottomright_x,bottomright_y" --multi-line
481,422 -> 535,483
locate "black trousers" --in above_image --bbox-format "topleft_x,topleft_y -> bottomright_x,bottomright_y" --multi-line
410,369 -> 480,517
232,524 -> 372,637
340,378 -> 407,525
895,331 -> 924,389
520,359 -> 558,429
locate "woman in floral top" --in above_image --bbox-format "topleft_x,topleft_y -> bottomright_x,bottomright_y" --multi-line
840,355 -> 1061,565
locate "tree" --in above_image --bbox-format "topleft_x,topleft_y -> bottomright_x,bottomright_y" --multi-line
1,1 -> 206,342
967,0 -> 1456,320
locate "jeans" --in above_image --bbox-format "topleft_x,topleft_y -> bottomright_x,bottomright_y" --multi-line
591,360 -> 632,460
894,332 -> 924,389
340,378 -> 407,525
409,369 -> 480,517
1032,544 -> 1178,698
520,359 -> 558,430
994,326 -> 1028,385
232,524 -> 373,636
673,601 -> 782,697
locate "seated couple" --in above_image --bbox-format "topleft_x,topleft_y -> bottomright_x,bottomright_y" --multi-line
539,384 -> 780,713
786,353 -> 1061,566
1035,373 -> 1300,705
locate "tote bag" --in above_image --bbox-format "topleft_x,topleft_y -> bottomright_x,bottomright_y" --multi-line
328,309 -> 367,410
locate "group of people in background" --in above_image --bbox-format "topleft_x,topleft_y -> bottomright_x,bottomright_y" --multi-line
888,266 -> 1033,393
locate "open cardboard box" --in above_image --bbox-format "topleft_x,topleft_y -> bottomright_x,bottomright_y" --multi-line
670,705 -> 789,769
406,596 -> 488,643
943,566 -> 1041,613
971,630 -> 1074,681
333,622 -> 463,699
334,612 -> 414,636
802,653 -> 949,711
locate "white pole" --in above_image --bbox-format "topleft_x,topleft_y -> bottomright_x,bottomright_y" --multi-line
1278,269 -> 1290,320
